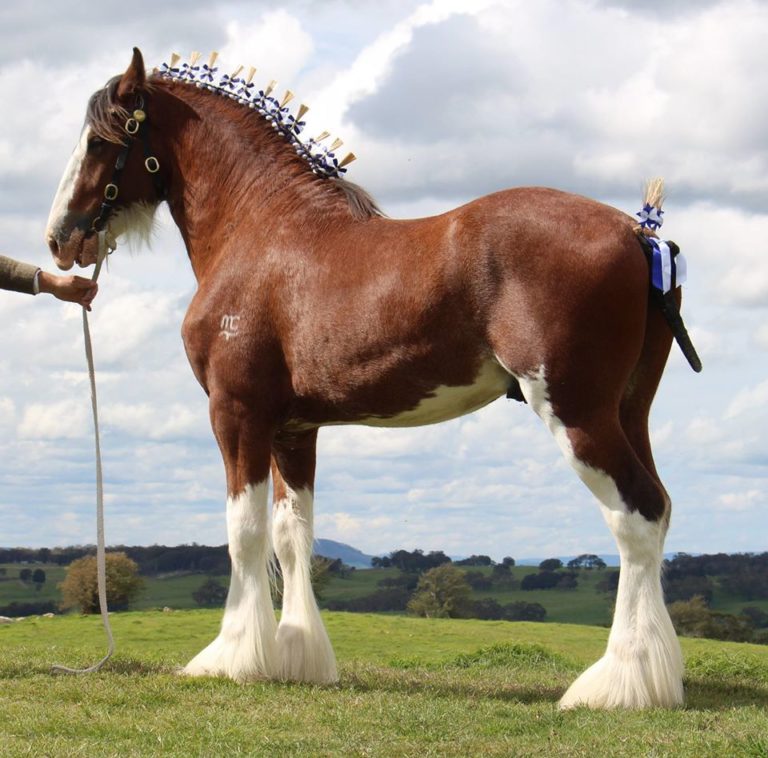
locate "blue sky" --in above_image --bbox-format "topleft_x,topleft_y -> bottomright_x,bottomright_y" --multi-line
0,0 -> 766,559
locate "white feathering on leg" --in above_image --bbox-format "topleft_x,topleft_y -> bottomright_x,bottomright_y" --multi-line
273,486 -> 338,684
184,481 -> 278,681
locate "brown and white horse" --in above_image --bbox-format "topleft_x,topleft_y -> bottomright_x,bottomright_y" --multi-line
46,49 -> 693,709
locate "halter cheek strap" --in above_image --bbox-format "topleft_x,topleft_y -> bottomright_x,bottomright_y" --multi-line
91,94 -> 165,235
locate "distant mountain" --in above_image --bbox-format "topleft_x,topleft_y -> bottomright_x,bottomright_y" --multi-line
313,539 -> 374,568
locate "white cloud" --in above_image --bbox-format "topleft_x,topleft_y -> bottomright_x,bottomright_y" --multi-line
650,421 -> 674,449
718,489 -> 764,512
88,291 -> 185,365
17,399 -> 89,440
219,10 -> 315,87
725,379 -> 768,419
315,511 -> 364,539
755,324 -> 768,351
0,397 -> 15,430
104,402 -> 205,440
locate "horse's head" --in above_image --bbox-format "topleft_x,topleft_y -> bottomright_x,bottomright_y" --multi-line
46,48 -> 165,270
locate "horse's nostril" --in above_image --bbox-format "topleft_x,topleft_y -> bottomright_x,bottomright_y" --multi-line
47,235 -> 59,257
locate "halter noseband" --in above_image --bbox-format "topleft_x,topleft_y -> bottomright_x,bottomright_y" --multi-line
91,94 -> 165,235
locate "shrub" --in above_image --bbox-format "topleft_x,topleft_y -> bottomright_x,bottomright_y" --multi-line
490,563 -> 514,583
742,606 -> 768,629
377,572 -> 419,591
59,552 -> 144,614
0,600 -> 57,617
502,601 -> 547,622
325,588 -> 410,612
470,598 -> 503,620
667,596 -> 754,642
408,564 -> 472,619
463,570 -> 493,591
595,570 -> 620,595
521,571 -> 578,591
192,578 -> 228,607
663,574 -> 714,605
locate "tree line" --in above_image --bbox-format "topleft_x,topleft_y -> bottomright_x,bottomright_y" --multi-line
5,544 -> 768,642
0,544 -> 231,575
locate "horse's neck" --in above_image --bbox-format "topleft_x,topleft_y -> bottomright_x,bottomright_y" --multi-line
161,90 -> 320,279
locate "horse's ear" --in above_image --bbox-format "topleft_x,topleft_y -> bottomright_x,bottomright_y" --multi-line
116,47 -> 146,101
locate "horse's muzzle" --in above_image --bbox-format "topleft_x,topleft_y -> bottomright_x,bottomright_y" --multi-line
46,228 -> 99,271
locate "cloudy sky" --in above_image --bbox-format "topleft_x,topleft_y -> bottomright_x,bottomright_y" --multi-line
0,0 -> 766,560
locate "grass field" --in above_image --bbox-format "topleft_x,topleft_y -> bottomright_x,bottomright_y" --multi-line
1,610 -> 767,756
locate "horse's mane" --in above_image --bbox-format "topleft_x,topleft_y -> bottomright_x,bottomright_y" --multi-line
86,72 -> 383,222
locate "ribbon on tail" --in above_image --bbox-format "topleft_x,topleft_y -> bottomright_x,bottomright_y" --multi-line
636,233 -> 701,373
636,203 -> 664,231
646,237 -> 687,294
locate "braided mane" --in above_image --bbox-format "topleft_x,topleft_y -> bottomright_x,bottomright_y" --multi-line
85,60 -> 383,221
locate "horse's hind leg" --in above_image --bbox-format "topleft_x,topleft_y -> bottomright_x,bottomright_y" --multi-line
184,395 -> 278,682
517,368 -> 683,709
271,430 -> 338,684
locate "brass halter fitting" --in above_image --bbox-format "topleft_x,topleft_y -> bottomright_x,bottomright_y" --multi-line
91,94 -> 165,238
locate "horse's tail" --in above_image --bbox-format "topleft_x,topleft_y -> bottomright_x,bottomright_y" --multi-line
634,179 -> 702,373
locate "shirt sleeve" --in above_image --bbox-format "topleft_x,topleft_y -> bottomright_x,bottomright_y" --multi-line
0,255 -> 40,295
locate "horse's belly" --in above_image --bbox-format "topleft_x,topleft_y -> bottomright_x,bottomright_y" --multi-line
359,358 -> 510,428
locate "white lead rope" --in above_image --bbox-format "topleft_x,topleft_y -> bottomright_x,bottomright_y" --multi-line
52,231 -> 115,674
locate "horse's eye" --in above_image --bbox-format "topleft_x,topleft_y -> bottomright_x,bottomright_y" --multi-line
87,136 -> 105,152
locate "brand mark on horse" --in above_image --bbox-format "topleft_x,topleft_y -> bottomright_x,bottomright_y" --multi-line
219,314 -> 241,340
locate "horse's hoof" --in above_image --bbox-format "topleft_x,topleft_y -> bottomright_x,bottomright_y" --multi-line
559,653 -> 684,710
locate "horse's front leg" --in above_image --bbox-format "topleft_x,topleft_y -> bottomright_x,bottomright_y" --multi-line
271,429 -> 338,684
184,394 -> 279,682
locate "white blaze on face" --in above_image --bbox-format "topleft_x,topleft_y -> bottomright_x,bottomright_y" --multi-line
46,126 -> 90,240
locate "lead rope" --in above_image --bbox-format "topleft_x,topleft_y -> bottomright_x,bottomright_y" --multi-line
52,230 -> 115,674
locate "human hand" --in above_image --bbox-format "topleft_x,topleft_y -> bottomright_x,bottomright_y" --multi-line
38,271 -> 99,310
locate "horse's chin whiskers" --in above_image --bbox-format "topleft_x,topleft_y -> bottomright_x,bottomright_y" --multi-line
110,201 -> 159,251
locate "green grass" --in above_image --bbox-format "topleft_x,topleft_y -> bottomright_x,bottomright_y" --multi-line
1,610 -> 767,756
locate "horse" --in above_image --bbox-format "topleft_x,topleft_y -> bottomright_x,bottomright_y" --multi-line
45,48 -> 699,709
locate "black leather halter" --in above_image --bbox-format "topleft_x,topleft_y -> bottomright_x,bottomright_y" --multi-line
91,94 -> 165,234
